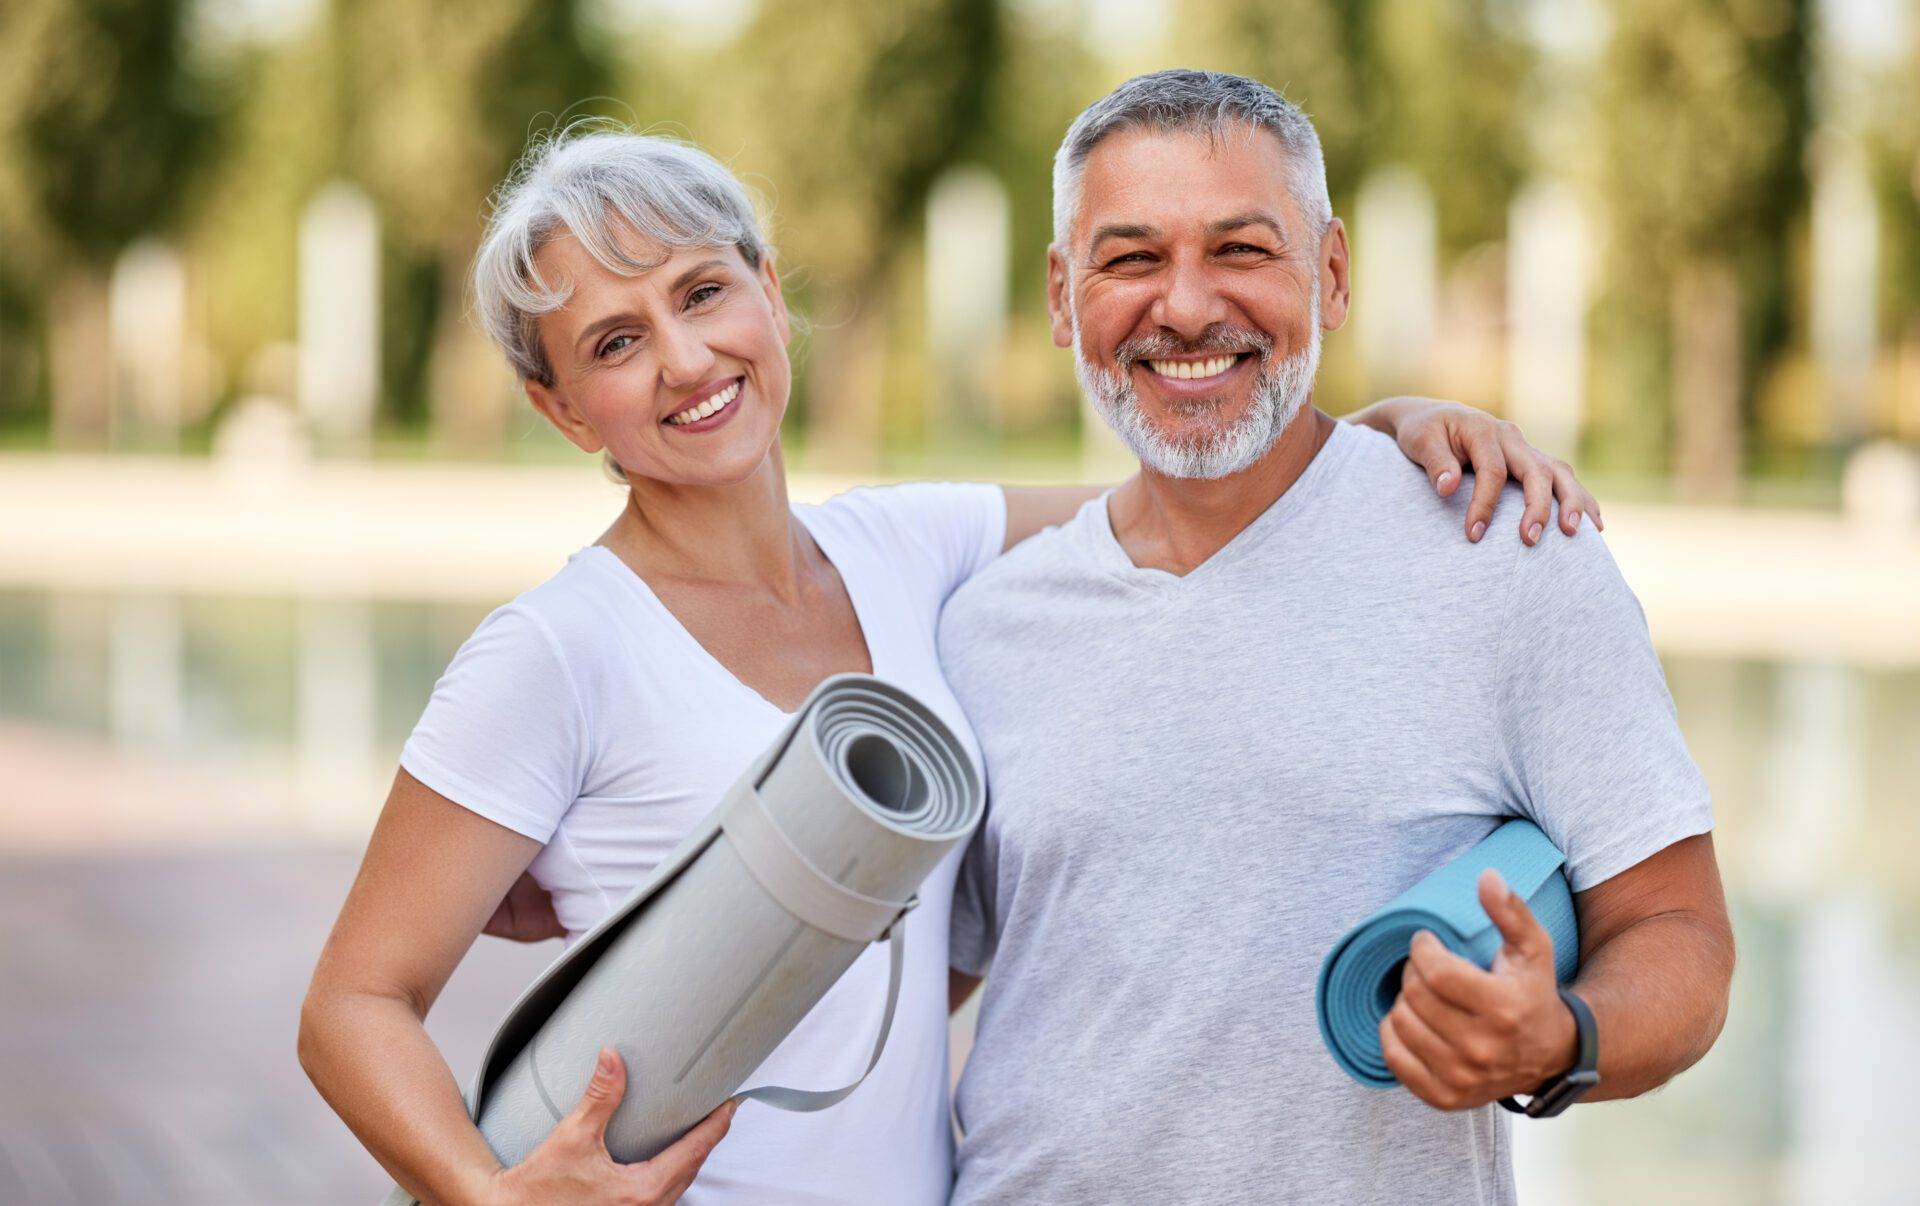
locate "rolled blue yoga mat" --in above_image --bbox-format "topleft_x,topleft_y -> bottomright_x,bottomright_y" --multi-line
1316,819 -> 1580,1088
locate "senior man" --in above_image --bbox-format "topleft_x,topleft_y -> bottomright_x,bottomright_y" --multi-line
939,70 -> 1734,1204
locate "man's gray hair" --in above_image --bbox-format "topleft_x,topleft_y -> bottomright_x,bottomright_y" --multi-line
472,120 -> 769,386
1051,69 -> 1332,248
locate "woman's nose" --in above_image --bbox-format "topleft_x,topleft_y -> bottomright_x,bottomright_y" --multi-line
654,317 -> 717,388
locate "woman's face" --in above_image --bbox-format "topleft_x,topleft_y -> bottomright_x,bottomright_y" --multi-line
523,227 -> 792,488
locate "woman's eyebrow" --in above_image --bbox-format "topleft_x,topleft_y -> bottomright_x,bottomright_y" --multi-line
574,310 -> 643,354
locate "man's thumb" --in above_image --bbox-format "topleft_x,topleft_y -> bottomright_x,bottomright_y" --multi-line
568,1046 -> 626,1137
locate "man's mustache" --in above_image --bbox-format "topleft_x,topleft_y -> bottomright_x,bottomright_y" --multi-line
1113,324 -> 1274,366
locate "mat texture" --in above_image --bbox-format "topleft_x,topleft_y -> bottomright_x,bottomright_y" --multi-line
1315,819 -> 1580,1088
382,674 -> 983,1204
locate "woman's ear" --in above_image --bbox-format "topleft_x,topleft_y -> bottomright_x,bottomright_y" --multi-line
524,376 -> 605,454
758,253 -> 791,345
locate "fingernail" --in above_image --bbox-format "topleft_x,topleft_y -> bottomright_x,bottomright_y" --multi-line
1437,471 -> 1454,490
597,1048 -> 615,1075
1527,522 -> 1542,543
1470,521 -> 1486,542
1568,510 -> 1581,531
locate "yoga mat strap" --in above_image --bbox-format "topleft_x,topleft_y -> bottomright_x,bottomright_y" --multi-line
720,778 -> 915,944
729,906 -> 911,1114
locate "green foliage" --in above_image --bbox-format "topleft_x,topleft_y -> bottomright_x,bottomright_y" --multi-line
0,0 -> 224,269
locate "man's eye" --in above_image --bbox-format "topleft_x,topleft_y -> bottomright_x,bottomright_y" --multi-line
1222,243 -> 1269,256
1106,252 -> 1151,268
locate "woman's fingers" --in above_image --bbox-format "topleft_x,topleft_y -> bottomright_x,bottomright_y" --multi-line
563,1047 -> 627,1144
639,1100 -> 740,1202
1460,428 -> 1509,543
1549,460 -> 1592,535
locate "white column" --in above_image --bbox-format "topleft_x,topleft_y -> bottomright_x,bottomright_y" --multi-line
1785,894 -> 1920,1202
296,599 -> 378,837
1353,165 -> 1438,395
107,240 -> 187,451
298,181 -> 381,451
1810,134 -> 1878,442
108,594 -> 184,750
1506,179 -> 1591,455
926,166 -> 1010,429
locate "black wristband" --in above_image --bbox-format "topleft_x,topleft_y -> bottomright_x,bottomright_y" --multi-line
1498,987 -> 1599,1118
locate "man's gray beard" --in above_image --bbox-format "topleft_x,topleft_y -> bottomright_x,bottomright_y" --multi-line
1073,297 -> 1322,481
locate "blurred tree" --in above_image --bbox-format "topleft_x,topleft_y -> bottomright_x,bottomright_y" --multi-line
0,0 -> 222,444
325,0 -> 613,443
1172,0 -> 1370,205
702,0 -> 1002,465
1368,0 -> 1530,257
1593,0 -> 1810,491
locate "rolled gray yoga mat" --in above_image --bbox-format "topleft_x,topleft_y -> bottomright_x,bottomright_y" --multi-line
1316,819 -> 1580,1088
383,674 -> 983,1205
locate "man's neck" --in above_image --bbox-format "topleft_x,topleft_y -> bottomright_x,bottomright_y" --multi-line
1107,406 -> 1336,577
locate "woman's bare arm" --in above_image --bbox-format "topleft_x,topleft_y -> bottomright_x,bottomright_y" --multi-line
298,769 -> 545,1205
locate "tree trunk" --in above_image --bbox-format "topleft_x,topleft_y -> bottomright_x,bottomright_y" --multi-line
1672,262 -> 1743,502
802,278 -> 890,472
49,269 -> 112,449
427,239 -> 513,451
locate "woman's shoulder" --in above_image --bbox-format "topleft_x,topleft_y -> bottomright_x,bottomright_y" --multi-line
468,546 -> 633,664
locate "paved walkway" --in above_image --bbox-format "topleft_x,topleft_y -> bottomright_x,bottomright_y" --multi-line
0,847 -> 555,1204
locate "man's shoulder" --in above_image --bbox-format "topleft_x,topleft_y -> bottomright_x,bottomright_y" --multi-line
939,496 -> 1105,639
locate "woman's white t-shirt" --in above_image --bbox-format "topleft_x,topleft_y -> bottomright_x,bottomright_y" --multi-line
400,481 -> 1006,1206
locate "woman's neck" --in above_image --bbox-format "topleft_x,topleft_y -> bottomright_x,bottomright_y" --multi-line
600,445 -> 811,600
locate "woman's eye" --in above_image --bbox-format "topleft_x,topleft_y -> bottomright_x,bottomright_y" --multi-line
598,335 -> 634,358
688,283 -> 723,306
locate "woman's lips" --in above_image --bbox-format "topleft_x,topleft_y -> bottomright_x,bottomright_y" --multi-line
663,377 -> 744,432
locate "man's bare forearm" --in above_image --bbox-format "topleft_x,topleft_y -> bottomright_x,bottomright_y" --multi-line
298,990 -> 503,1205
1568,910 -> 1734,1101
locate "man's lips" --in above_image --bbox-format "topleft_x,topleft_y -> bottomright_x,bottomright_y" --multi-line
1128,352 -> 1255,397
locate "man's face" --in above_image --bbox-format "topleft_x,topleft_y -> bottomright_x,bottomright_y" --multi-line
1048,124 -> 1349,479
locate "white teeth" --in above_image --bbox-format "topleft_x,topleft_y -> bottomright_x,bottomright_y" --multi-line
667,380 -> 742,425
1146,355 -> 1238,380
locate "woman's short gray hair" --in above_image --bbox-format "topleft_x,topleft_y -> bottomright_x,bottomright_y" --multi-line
1052,69 -> 1332,249
472,120 -> 770,387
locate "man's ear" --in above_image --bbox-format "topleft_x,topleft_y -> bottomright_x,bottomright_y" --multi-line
1318,217 -> 1351,332
1046,245 -> 1073,349
523,377 -> 605,455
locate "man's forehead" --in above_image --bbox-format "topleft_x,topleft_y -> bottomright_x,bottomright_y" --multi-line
1073,124 -> 1297,242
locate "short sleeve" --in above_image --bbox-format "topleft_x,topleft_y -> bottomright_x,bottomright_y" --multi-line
399,605 -> 589,843
1494,527 -> 1714,891
948,814 -> 999,977
823,482 -> 1006,609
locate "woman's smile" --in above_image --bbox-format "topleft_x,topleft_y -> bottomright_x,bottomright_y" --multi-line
663,375 -> 745,431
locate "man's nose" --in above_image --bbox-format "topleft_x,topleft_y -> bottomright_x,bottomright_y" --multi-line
1148,257 -> 1229,341
654,316 -> 717,389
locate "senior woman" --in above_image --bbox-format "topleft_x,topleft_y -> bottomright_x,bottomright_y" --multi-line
297,125 -> 1601,1206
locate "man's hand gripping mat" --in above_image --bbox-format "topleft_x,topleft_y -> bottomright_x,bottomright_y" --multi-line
1315,819 -> 1580,1088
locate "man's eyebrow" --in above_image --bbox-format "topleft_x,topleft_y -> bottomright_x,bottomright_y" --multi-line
1208,212 -> 1288,242
571,258 -> 730,354
1088,223 -> 1160,257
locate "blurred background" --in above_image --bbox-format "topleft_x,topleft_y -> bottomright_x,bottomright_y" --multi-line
1,0 -> 1916,1201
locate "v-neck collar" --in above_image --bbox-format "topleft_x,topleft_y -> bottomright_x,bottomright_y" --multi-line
578,504 -> 879,717
1085,419 -> 1359,593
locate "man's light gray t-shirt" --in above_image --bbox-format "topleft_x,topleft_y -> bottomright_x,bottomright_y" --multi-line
937,421 -> 1714,1205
